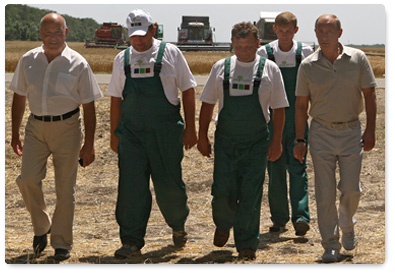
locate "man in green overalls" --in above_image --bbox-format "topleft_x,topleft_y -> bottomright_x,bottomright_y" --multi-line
257,12 -> 314,236
107,9 -> 198,258
198,22 -> 288,260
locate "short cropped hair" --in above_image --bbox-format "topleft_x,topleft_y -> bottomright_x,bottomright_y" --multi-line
315,14 -> 341,30
231,22 -> 259,40
275,11 -> 297,29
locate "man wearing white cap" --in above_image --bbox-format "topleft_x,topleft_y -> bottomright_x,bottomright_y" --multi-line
108,9 -> 197,258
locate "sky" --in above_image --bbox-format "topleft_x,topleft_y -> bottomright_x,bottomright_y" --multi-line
15,1 -> 387,45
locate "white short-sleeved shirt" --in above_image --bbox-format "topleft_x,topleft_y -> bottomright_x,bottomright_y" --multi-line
257,40 -> 314,67
200,55 -> 288,123
10,44 -> 103,116
107,39 -> 197,105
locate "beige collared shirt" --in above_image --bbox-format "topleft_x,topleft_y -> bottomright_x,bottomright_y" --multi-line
10,44 -> 103,116
295,44 -> 376,122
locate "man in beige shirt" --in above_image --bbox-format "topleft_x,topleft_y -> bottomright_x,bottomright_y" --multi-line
10,13 -> 102,261
294,14 -> 376,263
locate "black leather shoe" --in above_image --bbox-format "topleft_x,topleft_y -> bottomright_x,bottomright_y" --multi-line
54,248 -> 71,261
33,234 -> 48,255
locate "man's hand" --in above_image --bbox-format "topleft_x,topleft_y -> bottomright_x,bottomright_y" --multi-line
294,142 -> 306,164
197,137 -> 212,158
11,135 -> 23,156
268,140 -> 282,161
183,126 -> 197,150
79,144 -> 95,167
362,129 -> 375,151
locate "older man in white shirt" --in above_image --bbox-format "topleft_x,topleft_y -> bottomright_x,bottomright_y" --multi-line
10,13 -> 102,261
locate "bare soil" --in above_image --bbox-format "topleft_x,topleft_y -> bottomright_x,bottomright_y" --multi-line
4,82 -> 385,264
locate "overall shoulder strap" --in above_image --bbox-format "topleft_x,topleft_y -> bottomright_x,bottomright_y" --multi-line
223,57 -> 231,91
265,44 -> 275,62
154,41 -> 167,73
124,47 -> 131,77
253,56 -> 266,93
296,41 -> 302,65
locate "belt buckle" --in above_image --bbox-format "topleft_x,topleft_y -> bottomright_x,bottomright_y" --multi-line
43,116 -> 52,122
331,121 -> 343,129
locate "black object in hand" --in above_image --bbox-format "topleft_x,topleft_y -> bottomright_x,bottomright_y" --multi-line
79,158 -> 83,166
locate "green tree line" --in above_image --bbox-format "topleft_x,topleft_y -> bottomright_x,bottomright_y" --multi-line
5,4 -> 100,42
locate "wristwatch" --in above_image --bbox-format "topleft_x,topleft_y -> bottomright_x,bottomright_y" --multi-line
294,139 -> 306,144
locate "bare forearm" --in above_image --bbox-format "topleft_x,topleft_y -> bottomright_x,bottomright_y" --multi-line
271,108 -> 285,143
197,102 -> 215,157
110,97 -> 122,136
295,96 -> 309,139
11,93 -> 26,138
364,88 -> 377,132
198,102 -> 214,139
82,102 -> 96,147
182,88 -> 197,130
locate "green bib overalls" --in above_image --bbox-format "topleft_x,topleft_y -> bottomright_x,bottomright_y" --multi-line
265,42 -> 310,227
114,42 -> 189,249
212,56 -> 269,252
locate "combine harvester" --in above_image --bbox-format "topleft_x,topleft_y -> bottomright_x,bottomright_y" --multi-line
85,22 -> 127,48
86,22 -> 163,49
176,16 -> 231,52
254,11 -> 280,45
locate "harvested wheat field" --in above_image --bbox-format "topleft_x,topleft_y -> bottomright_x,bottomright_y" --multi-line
4,76 -> 385,264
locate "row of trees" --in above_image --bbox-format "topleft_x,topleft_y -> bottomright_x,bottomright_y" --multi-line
5,4 -> 101,42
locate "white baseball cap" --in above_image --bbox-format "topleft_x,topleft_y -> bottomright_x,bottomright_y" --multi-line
126,9 -> 154,37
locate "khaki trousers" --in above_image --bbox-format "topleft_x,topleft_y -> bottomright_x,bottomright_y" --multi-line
309,119 -> 363,250
16,113 -> 82,250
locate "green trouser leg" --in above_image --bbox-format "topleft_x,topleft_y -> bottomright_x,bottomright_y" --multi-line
212,135 -> 268,252
267,152 -> 290,226
286,131 -> 310,224
116,125 -> 152,249
115,121 -> 189,249
268,124 -> 310,226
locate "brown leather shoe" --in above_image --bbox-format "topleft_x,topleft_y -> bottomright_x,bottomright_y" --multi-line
238,248 -> 256,260
294,221 -> 310,236
213,228 -> 229,247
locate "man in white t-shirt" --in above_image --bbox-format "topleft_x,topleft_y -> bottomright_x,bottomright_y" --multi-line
107,9 -> 197,258
10,13 -> 102,261
198,22 -> 288,260
257,11 -> 314,236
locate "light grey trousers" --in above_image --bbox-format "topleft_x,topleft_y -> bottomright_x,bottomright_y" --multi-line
16,114 -> 82,250
309,119 -> 363,250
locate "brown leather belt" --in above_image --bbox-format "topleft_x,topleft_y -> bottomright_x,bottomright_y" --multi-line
32,108 -> 80,122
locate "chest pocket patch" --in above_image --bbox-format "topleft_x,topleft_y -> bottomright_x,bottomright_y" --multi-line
229,78 -> 253,96
55,72 -> 78,97
131,61 -> 154,78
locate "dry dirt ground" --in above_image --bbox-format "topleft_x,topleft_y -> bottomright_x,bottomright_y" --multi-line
4,82 -> 385,264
